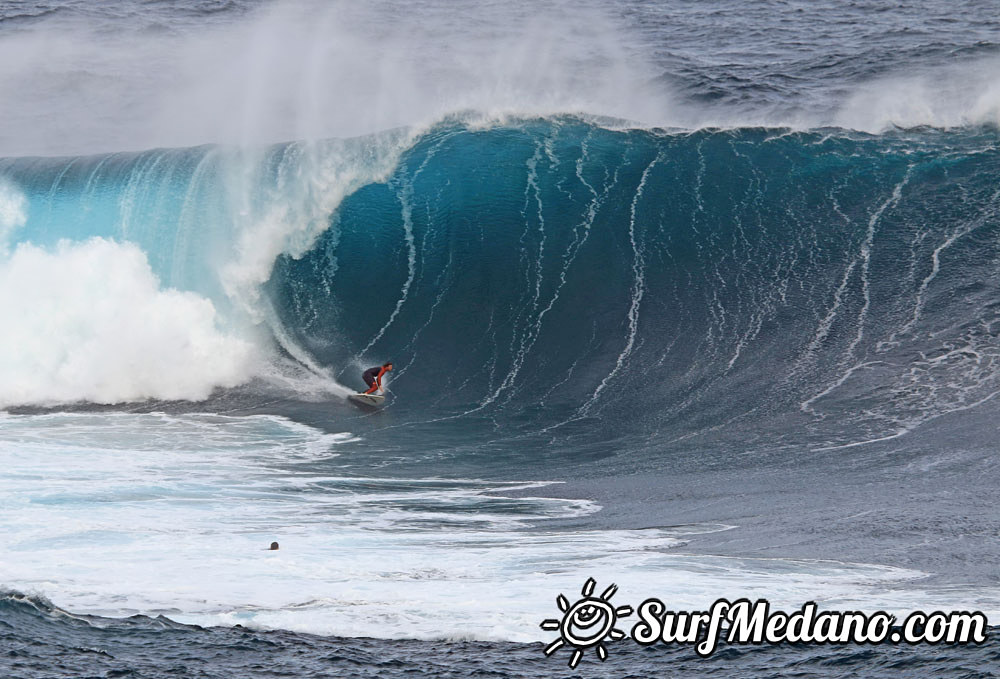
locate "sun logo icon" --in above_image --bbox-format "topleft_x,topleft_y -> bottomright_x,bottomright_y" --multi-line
540,577 -> 633,668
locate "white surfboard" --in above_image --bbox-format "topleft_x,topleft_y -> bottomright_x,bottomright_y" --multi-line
348,393 -> 385,407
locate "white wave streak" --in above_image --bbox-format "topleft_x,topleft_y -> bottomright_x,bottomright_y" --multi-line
845,169 -> 912,360
474,140 -> 549,410
801,170 -> 912,415
353,144 -> 437,362
893,188 -> 1000,342
796,187 -> 857,368
579,151 -> 662,415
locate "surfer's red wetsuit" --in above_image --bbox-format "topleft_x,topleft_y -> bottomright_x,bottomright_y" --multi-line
362,363 -> 393,394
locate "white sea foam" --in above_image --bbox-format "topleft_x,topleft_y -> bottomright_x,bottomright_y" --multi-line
0,179 -> 26,252
0,238 -> 254,406
2,411 -> 993,642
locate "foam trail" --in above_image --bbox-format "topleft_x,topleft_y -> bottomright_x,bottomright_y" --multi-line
482,140 -> 550,408
579,152 -> 661,415
394,224 -> 455,381
0,179 -> 26,251
462,134 -> 571,411
797,190 -> 857,367
799,174 -> 911,417
353,152 -> 425,361
845,171 -> 912,361
894,189 -> 1000,341
514,136 -> 620,405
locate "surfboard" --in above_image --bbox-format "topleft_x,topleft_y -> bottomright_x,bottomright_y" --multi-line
348,393 -> 385,407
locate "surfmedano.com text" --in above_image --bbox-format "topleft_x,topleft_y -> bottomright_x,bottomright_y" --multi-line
631,598 -> 988,657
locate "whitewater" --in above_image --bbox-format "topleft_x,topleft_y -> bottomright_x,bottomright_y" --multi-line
2,1 -> 1000,677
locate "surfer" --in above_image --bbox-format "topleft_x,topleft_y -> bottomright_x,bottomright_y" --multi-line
362,362 -> 393,394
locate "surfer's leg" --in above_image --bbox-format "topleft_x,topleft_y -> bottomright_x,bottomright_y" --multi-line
362,374 -> 376,394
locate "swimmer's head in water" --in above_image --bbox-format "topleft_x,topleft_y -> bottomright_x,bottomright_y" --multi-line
269,541 -> 279,550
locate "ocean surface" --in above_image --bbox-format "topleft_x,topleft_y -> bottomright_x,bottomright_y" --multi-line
2,1 -> 1000,676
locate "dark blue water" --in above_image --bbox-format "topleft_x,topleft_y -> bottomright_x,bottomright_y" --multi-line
2,1 -> 1000,677
271,124 -> 1000,456
3,591 -> 998,679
